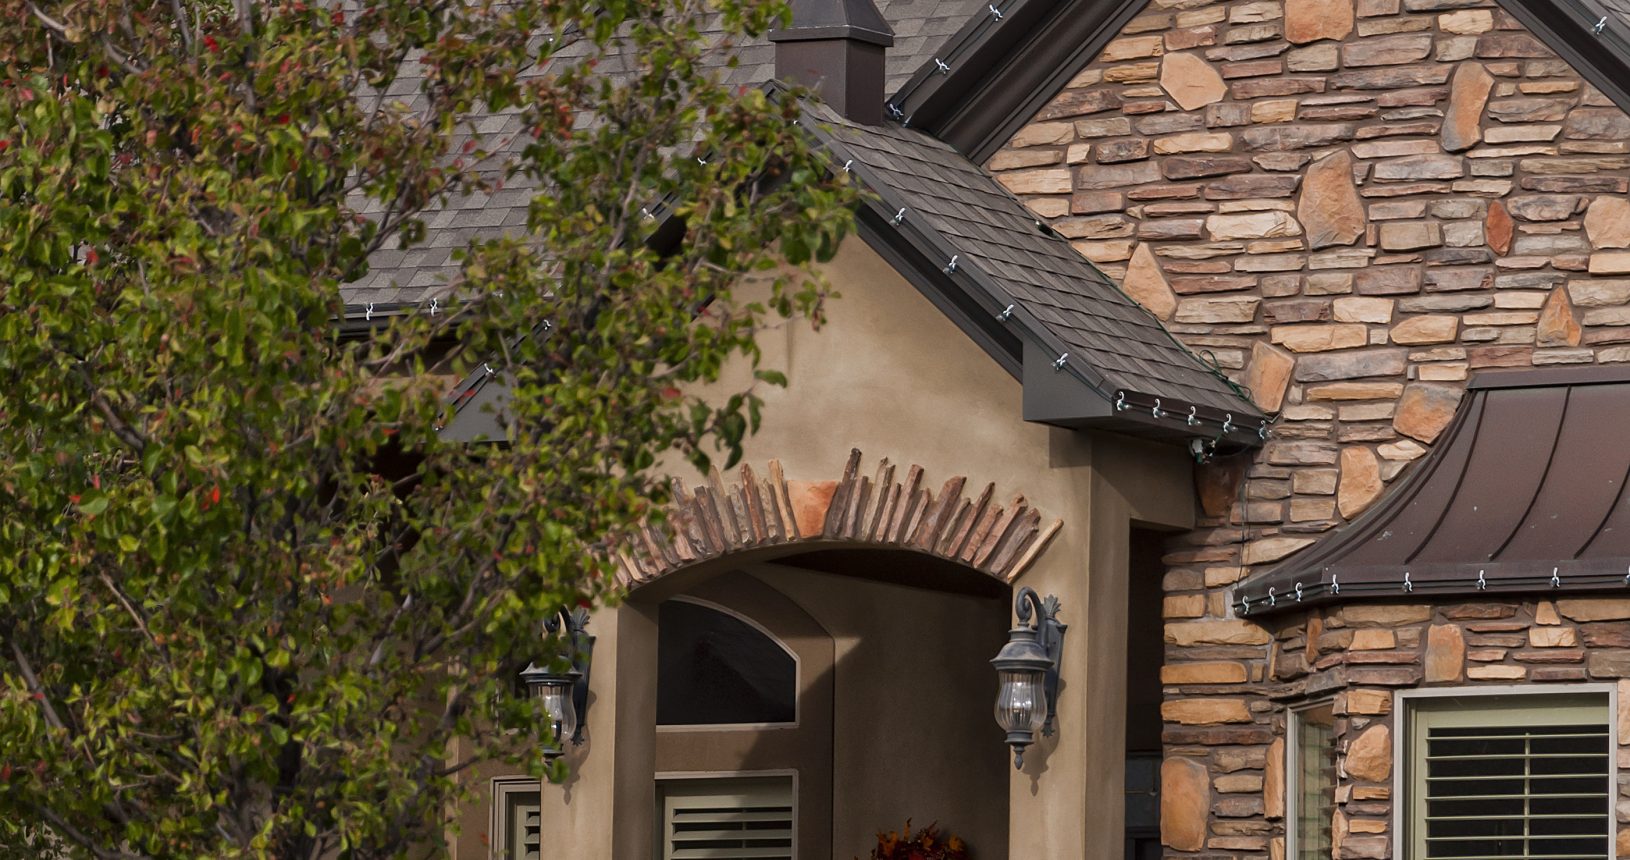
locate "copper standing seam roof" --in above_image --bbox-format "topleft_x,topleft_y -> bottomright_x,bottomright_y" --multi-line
1233,366 -> 1630,617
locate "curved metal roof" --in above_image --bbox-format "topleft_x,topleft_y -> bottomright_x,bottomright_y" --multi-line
1234,366 -> 1630,616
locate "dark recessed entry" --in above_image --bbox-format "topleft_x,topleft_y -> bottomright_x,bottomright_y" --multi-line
657,600 -> 796,726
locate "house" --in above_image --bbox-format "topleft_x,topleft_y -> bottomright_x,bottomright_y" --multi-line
341,0 -> 1630,854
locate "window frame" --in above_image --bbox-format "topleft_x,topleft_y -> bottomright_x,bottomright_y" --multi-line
1394,683 -> 1620,860
490,775 -> 543,860
655,596 -> 801,732
1285,698 -> 1339,860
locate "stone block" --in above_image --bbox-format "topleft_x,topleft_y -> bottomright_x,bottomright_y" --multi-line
1394,383 -> 1464,442
1390,315 -> 1459,344
1338,445 -> 1384,517
1161,52 -> 1229,110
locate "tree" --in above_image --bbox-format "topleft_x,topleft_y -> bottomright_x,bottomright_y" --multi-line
0,1 -> 854,856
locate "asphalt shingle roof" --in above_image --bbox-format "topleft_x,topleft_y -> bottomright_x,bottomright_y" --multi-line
342,0 -> 983,308
799,100 -> 1263,418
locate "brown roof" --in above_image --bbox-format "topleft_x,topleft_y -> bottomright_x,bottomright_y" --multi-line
1233,366 -> 1630,616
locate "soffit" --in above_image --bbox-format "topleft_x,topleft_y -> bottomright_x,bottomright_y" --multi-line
1234,367 -> 1630,616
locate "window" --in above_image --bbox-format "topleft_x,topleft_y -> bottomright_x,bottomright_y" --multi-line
1289,701 -> 1338,860
658,775 -> 795,860
1405,692 -> 1613,860
657,599 -> 796,726
492,777 -> 542,860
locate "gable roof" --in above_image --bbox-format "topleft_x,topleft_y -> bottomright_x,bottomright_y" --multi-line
1232,367 -> 1630,616
798,98 -> 1265,445
338,0 -> 984,314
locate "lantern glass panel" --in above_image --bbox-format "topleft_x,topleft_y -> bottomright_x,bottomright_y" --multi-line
994,667 -> 1047,734
536,678 -> 577,745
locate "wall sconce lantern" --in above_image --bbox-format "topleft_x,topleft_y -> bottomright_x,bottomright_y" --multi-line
991,587 -> 1065,770
520,607 -> 594,766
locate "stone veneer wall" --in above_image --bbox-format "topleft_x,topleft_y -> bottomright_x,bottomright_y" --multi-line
985,0 -> 1630,856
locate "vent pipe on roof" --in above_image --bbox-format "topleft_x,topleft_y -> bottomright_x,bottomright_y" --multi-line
769,0 -> 894,125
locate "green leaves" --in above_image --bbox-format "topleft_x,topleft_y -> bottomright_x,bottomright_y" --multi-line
0,0 -> 852,857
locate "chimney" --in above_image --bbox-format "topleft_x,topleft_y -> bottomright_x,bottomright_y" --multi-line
769,0 -> 895,125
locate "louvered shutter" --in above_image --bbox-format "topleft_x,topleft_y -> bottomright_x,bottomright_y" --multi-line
497,785 -> 543,860
1409,695 -> 1612,860
660,777 -> 795,860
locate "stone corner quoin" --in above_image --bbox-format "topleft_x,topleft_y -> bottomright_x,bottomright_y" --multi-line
989,0 -> 1630,854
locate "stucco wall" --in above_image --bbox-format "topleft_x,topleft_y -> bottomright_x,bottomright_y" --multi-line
521,235 -> 1200,860
987,0 -> 1630,856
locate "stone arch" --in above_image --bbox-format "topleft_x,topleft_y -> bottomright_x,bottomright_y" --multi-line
616,448 -> 1063,589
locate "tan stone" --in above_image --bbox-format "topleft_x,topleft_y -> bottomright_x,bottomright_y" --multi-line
1103,35 -> 1165,62
1487,199 -> 1513,255
1584,196 -> 1630,249
1244,536 -> 1316,565
1299,150 -> 1367,249
1342,604 -> 1432,625
1176,296 -> 1260,324
1345,724 -> 1391,782
1345,688 -> 1392,715
1333,297 -> 1394,324
1161,661 -> 1249,684
1619,680 -> 1630,744
1160,52 -> 1228,111
1253,99 -> 1298,124
996,168 -> 1073,196
1468,664 -> 1527,681
1122,243 -> 1179,321
1535,602 -> 1561,625
1425,624 -> 1465,683
1285,0 -> 1353,43
1247,342 -> 1297,412
1590,252 -> 1630,274
1529,626 -> 1578,647
1394,383 -> 1464,443
1537,287 -> 1582,347
1164,594 -> 1207,618
1273,324 -> 1368,353
1556,599 -> 1630,622
1351,628 -> 1396,650
1390,315 -> 1459,345
1264,738 -> 1285,820
1442,62 -> 1494,152
1167,619 -> 1273,646
787,480 -> 837,537
1440,9 -> 1493,33
1154,132 -> 1234,154
1161,758 -> 1210,851
1307,382 -> 1405,401
1207,210 -> 1303,241
1162,698 -> 1253,724
1337,446 -> 1384,518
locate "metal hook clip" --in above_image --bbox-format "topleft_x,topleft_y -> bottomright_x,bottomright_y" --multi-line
934,58 -> 951,75
988,3 -> 1004,18
1595,14 -> 1608,33
1294,582 -> 1304,602
842,159 -> 853,173
1222,413 -> 1233,434
696,157 -> 707,165
483,363 -> 495,377
1258,420 -> 1270,440
1240,595 -> 1250,615
542,319 -> 554,331
1476,569 -> 1487,590
641,207 -> 654,220
1187,405 -> 1199,427
364,302 -> 375,322
1551,567 -> 1561,588
997,304 -> 1014,321
1268,587 -> 1276,607
1152,398 -> 1165,419
1115,391 -> 1127,412
1403,571 -> 1413,592
944,255 -> 959,274
429,297 -> 439,316
1053,353 -> 1069,371
1330,573 -> 1339,595
887,103 -> 904,120
892,208 -> 907,226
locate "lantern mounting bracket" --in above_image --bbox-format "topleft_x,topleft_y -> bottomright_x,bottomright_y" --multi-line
991,586 -> 1066,770
521,607 -> 596,767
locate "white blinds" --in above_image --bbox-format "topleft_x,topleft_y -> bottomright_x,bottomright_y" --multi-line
1410,696 -> 1611,860
661,776 -> 795,860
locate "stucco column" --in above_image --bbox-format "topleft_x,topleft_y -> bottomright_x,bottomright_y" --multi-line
1007,431 -> 1194,860
537,601 -> 659,860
